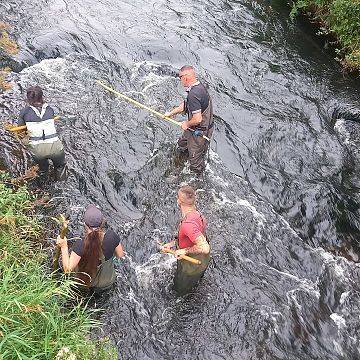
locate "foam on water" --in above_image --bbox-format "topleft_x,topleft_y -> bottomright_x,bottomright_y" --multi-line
20,57 -> 68,85
2,1 -> 360,358
330,313 -> 346,329
206,162 -> 229,187
134,253 -> 175,289
127,287 -> 150,319
237,198 -> 266,225
332,340 -> 344,357
340,291 -> 350,305
334,119 -> 351,145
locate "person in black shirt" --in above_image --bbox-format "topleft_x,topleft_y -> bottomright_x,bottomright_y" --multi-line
165,65 -> 214,174
56,205 -> 124,291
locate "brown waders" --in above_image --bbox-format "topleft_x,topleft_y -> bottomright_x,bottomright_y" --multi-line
177,99 -> 214,174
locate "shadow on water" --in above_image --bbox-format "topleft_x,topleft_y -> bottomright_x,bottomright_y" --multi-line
1,0 -> 360,359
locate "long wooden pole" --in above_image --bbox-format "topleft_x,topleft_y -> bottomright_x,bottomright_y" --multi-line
96,80 -> 210,141
6,115 -> 61,132
161,247 -> 202,265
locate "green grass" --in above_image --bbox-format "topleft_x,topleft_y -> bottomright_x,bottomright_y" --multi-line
0,173 -> 117,360
291,0 -> 360,71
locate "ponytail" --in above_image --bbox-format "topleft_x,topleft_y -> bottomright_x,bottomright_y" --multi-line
77,228 -> 103,287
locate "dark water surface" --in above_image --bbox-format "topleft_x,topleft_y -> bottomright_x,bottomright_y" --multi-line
1,0 -> 360,359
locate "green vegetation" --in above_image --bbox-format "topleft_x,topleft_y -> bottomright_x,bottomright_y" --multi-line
0,22 -> 18,91
0,173 -> 117,360
0,22 -> 19,56
291,0 -> 360,71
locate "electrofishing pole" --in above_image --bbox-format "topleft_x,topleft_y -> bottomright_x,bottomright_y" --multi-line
156,240 -> 202,265
161,247 -> 202,265
96,80 -> 210,141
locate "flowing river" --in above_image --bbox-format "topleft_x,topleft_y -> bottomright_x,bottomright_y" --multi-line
1,0 -> 360,359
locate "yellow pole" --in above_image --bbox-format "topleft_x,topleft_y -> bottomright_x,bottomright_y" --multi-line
6,115 -> 61,132
96,80 -> 210,142
161,247 -> 202,265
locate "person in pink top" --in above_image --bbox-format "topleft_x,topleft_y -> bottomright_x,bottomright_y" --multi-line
161,185 -> 210,295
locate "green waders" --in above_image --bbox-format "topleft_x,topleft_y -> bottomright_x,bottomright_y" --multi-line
173,252 -> 210,296
29,139 -> 66,176
90,255 -> 116,292
75,254 -> 116,294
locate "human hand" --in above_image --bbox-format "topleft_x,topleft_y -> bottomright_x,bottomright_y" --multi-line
160,241 -> 174,252
181,121 -> 189,130
56,235 -> 68,248
174,248 -> 187,259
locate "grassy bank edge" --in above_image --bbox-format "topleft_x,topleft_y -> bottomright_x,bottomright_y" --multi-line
0,173 -> 117,360
0,22 -> 18,90
290,0 -> 360,72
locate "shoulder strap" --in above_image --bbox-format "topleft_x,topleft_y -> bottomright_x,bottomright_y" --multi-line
29,103 -> 48,119
98,252 -> 106,265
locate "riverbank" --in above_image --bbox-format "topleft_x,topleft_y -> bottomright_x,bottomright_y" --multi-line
291,0 -> 360,72
0,172 -> 116,359
0,22 -> 19,90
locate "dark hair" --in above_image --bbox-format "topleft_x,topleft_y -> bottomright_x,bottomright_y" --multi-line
26,86 -> 44,107
77,228 -> 103,287
179,65 -> 194,73
179,185 -> 196,206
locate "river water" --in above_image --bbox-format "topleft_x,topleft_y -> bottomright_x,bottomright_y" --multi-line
1,0 -> 360,359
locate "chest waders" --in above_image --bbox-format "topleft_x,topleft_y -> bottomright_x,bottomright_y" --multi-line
75,253 -> 116,294
90,253 -> 116,292
173,216 -> 211,296
178,98 -> 214,173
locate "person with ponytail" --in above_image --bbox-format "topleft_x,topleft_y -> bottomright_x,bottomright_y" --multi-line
56,205 -> 124,291
17,85 -> 66,180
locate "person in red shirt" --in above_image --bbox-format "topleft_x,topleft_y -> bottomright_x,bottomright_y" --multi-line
161,185 -> 210,295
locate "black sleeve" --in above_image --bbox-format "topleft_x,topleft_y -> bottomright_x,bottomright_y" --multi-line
72,239 -> 84,257
17,108 -> 27,126
45,105 -> 55,120
103,229 -> 121,259
107,229 -> 121,248
187,92 -> 202,114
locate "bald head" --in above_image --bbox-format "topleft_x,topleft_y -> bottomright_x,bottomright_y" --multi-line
180,65 -> 195,73
179,65 -> 197,87
178,185 -> 196,206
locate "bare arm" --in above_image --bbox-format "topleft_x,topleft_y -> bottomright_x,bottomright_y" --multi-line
57,236 -> 81,272
160,240 -> 176,252
174,234 -> 209,258
114,243 -> 125,258
165,101 -> 185,117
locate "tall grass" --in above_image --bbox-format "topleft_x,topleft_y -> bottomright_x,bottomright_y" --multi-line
0,173 -> 117,359
291,0 -> 360,71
